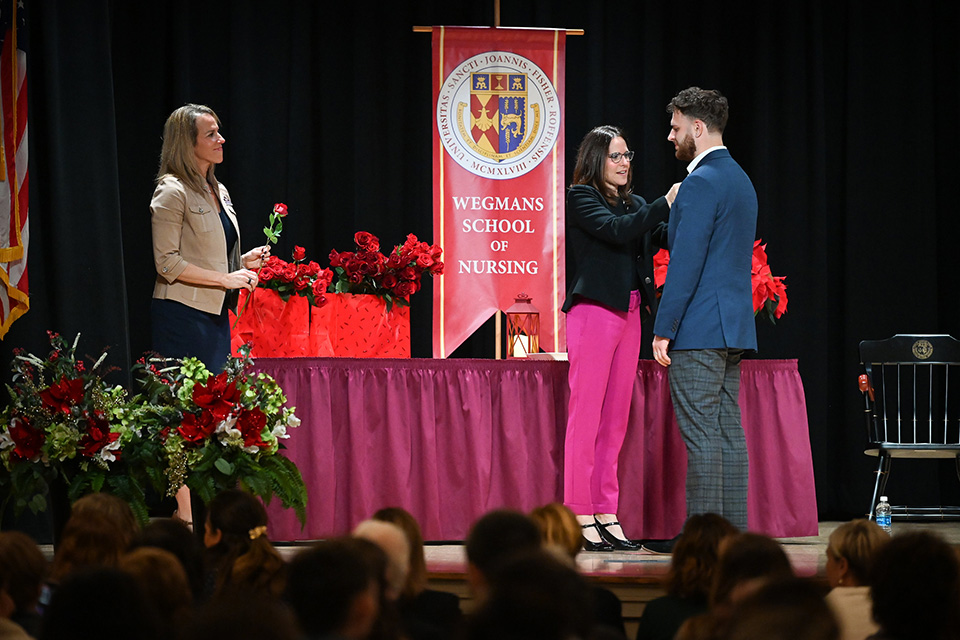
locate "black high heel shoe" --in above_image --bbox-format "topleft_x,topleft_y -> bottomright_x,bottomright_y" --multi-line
595,519 -> 642,551
581,522 -> 614,552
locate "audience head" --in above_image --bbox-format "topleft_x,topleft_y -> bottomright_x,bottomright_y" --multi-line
870,530 -> 960,640
467,549 -> 593,640
131,517 -> 205,601
353,518 -> 410,602
71,492 -> 140,550
529,502 -> 582,561
40,567 -> 160,640
0,531 -> 47,618
723,577 -> 839,640
824,518 -> 889,588
465,509 -> 542,601
119,547 -> 193,631
710,532 -> 793,608
666,513 -> 739,601
371,506 -> 427,598
180,589 -> 299,640
50,509 -> 127,582
204,488 -> 285,597
284,538 -> 381,640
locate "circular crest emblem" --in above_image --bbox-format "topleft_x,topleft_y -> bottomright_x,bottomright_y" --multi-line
436,51 -> 561,180
912,339 -> 934,360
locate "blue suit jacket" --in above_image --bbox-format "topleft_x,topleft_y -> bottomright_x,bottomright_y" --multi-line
652,148 -> 758,350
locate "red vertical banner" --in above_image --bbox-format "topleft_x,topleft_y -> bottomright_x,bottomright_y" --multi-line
432,27 -> 565,358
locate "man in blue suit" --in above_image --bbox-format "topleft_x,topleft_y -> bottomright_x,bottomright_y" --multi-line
650,87 -> 758,547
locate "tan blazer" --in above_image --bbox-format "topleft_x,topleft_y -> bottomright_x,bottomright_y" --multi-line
151,175 -> 242,315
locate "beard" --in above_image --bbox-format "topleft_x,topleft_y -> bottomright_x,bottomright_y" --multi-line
675,133 -> 697,162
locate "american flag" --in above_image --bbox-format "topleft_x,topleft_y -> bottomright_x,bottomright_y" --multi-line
0,0 -> 27,339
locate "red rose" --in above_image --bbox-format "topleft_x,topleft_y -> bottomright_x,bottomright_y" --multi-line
292,245 -> 306,261
381,274 -> 398,289
259,266 -> 276,282
273,203 -> 289,217
393,281 -> 418,297
429,261 -> 444,276
40,377 -> 85,413
293,276 -> 310,291
305,261 -> 321,276
280,264 -> 298,282
416,254 -> 434,269
386,254 -> 404,270
399,266 -> 418,281
354,231 -> 380,253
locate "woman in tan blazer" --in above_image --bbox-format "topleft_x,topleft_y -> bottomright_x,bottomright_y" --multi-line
150,104 -> 270,526
150,103 -> 269,371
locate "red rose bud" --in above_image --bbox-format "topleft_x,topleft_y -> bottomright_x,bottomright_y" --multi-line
292,246 -> 306,261
273,203 -> 289,217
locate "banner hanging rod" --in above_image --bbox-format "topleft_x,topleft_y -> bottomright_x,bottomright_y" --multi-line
412,26 -> 584,36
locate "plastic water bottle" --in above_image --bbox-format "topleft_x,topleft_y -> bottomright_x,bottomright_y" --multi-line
876,496 -> 892,534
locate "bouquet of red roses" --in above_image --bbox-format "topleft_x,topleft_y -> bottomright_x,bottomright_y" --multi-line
328,232 -> 444,309
257,246 -> 334,308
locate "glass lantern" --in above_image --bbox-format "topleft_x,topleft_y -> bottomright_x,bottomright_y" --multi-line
505,293 -> 540,358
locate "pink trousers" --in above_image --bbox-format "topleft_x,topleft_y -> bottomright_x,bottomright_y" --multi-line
564,291 -> 642,515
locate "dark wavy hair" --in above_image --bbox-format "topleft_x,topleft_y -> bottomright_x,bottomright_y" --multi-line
664,513 -> 739,600
571,125 -> 633,204
666,87 -> 729,134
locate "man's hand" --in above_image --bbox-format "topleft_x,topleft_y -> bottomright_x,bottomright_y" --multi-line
653,335 -> 672,366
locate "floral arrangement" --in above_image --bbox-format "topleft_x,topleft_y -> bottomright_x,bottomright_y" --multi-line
0,333 -> 307,526
653,239 -> 788,324
327,231 -> 444,309
129,344 -> 307,524
0,332 -> 144,519
257,246 -> 334,307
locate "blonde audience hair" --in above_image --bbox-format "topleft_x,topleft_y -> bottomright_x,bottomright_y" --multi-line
826,518 -> 889,585
353,519 -> 410,602
529,503 -> 582,561
372,506 -> 428,598
157,103 -> 220,195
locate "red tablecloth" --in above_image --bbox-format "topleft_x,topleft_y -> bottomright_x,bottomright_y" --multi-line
255,358 -> 818,541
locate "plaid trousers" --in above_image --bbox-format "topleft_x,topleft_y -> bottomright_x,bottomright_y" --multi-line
667,348 -> 748,530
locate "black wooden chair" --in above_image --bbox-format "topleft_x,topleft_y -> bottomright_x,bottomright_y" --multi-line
859,334 -> 960,520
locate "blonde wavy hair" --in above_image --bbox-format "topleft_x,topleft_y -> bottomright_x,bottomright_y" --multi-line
529,502 -> 582,560
157,103 -> 220,195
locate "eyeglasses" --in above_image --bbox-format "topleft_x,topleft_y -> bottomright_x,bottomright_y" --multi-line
608,151 -> 635,163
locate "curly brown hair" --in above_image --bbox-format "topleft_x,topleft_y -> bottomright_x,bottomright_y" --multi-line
664,513 -> 739,600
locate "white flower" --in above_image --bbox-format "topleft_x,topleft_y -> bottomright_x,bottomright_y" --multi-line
99,438 -> 122,463
286,413 -> 301,429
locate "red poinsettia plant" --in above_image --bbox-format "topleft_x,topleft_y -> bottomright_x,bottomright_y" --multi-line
128,345 -> 307,523
328,231 -> 444,309
0,332 -> 138,518
257,246 -> 335,307
653,239 -> 788,324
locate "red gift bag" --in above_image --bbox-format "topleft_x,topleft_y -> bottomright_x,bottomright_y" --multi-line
230,291 -> 409,358
331,293 -> 410,357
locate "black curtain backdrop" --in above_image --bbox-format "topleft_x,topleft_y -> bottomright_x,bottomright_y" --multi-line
4,0 -> 960,524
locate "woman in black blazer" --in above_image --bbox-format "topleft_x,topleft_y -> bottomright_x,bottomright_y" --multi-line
563,125 -> 675,551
